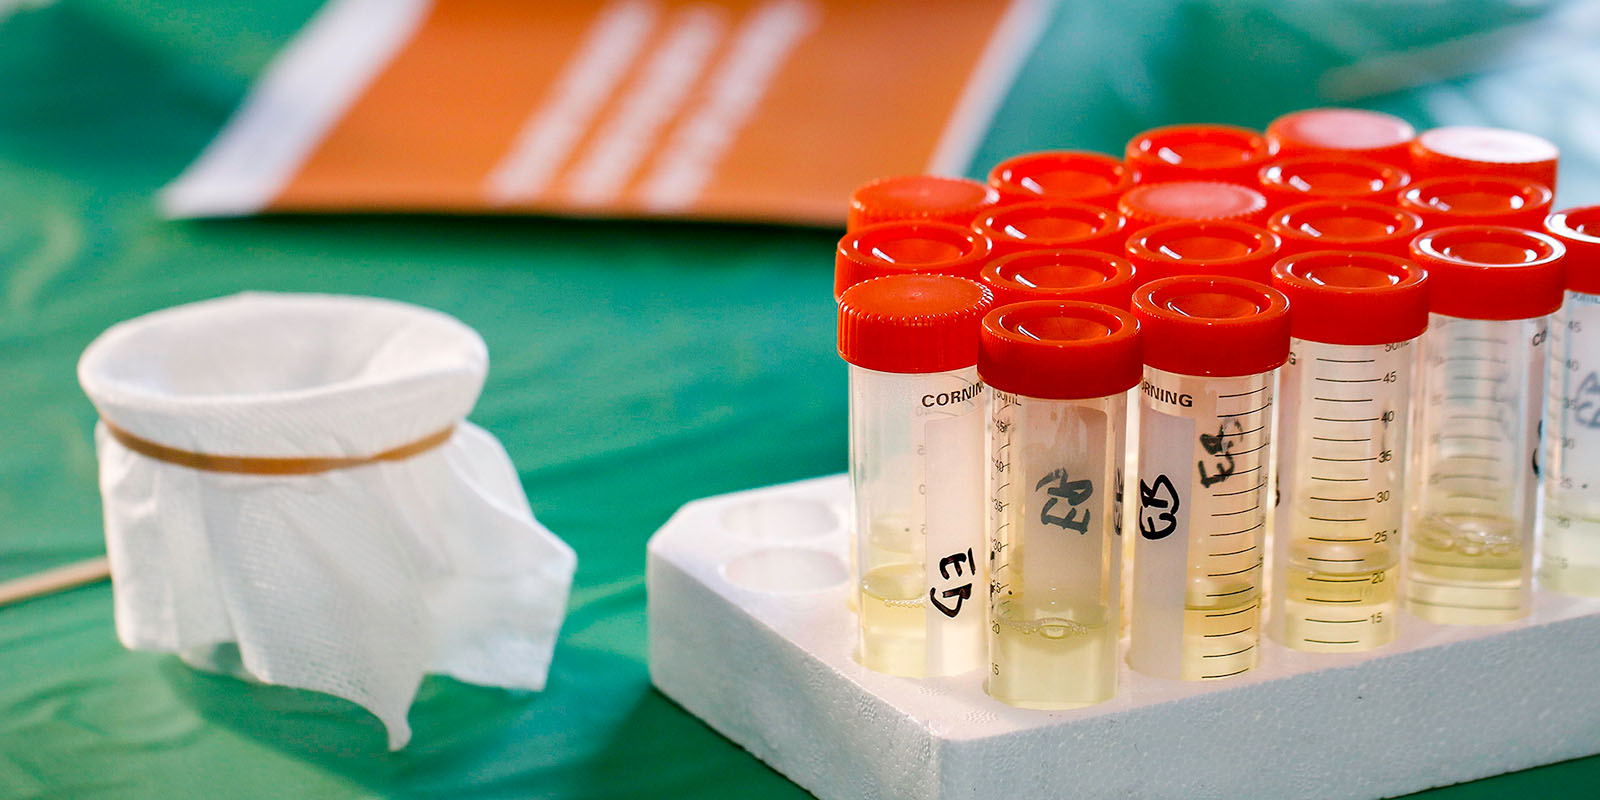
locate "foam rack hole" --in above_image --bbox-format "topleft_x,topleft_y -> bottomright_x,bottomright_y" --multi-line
720,496 -> 839,541
722,548 -> 848,594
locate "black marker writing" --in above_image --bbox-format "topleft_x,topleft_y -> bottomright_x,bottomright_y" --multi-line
1198,419 -> 1244,488
1036,468 -> 1093,534
1139,474 -> 1181,540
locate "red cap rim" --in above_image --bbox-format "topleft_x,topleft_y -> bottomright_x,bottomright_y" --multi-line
1546,207 -> 1600,295
1398,175 -> 1553,228
834,220 -> 992,299
980,249 -> 1137,308
973,200 -> 1126,257
1126,220 -> 1282,285
1409,225 -> 1565,320
847,175 -> 999,231
1125,124 -> 1271,183
837,274 -> 993,373
1269,251 -> 1430,345
1131,275 -> 1291,377
979,300 -> 1142,399
1258,155 -> 1410,203
986,151 -> 1132,206
1411,127 -> 1559,189
1267,200 -> 1424,257
1265,108 -> 1416,162
1117,181 -> 1268,225
1414,126 -> 1559,166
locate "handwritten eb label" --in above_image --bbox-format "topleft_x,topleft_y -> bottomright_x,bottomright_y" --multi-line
929,548 -> 975,618
1198,420 -> 1243,488
1139,474 -> 1181,540
1035,468 -> 1093,534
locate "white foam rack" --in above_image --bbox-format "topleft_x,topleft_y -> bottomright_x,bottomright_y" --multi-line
647,474 -> 1600,800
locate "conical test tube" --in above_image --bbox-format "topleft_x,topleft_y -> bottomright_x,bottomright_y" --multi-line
980,301 -> 1141,707
838,274 -> 994,675
1128,276 -> 1290,680
1269,251 -> 1429,651
1405,226 -> 1565,624
1540,208 -> 1600,595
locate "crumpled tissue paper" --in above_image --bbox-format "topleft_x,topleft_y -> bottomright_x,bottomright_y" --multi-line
77,292 -> 577,748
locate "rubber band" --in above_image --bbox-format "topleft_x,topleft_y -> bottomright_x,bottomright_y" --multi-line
103,421 -> 454,475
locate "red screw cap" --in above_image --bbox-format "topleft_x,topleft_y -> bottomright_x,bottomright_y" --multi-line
1117,181 -> 1268,228
1270,251 -> 1430,346
1409,225 -> 1565,321
1265,108 -> 1416,166
848,175 -> 999,231
973,200 -> 1126,258
837,274 -> 993,373
981,249 -> 1137,308
1397,175 -> 1553,230
1257,155 -> 1409,208
1125,220 -> 1282,286
1268,200 -> 1424,258
1411,126 -> 1559,189
979,301 -> 1142,400
987,151 -> 1132,208
1125,124 -> 1272,184
1132,275 -> 1291,377
1546,207 -> 1600,295
834,221 -> 991,299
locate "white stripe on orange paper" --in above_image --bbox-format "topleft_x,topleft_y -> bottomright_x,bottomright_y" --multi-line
639,0 -> 819,212
566,5 -> 727,207
485,0 -> 660,205
924,0 -> 1052,176
161,0 -> 430,217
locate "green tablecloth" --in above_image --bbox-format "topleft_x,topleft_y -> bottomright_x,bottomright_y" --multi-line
0,1 -> 1594,796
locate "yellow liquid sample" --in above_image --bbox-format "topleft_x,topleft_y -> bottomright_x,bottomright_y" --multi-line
853,516 -> 917,615
1407,514 -> 1526,624
858,562 -> 926,676
1279,566 -> 1396,652
1181,586 -> 1261,680
1539,511 -> 1600,597
987,600 -> 1114,709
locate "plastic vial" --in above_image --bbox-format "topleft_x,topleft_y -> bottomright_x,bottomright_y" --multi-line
971,200 -> 1127,258
1410,126 -> 1559,190
980,300 -> 1140,708
1265,108 -> 1416,167
1256,155 -> 1410,210
1269,252 -> 1430,652
987,151 -> 1132,208
1540,208 -> 1600,596
1117,181 -> 1269,231
1124,220 -> 1283,287
1128,276 -> 1290,680
833,221 -> 987,612
1397,176 -> 1553,231
983,248 -> 1143,639
981,249 -> 1137,308
1268,200 -> 1424,259
834,220 -> 991,299
838,273 -> 993,676
1405,226 -> 1566,624
847,175 -> 999,231
1125,124 -> 1273,185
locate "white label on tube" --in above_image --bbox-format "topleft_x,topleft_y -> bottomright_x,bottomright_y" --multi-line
1018,403 -> 1108,610
1523,320 -> 1549,581
923,378 -> 986,676
1130,401 -> 1193,678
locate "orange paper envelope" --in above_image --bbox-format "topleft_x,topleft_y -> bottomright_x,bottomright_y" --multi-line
163,0 -> 1047,225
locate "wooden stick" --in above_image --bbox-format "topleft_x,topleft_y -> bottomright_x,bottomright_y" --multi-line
0,556 -> 111,607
